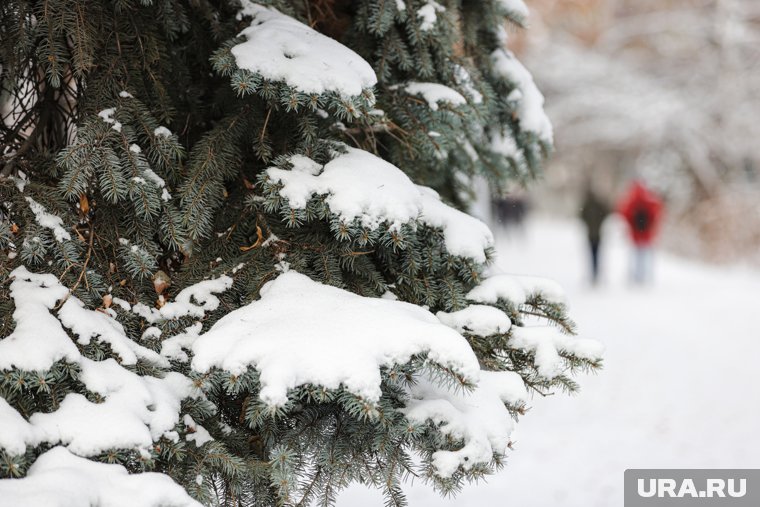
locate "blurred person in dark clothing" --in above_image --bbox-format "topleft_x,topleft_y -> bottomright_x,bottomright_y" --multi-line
617,180 -> 663,284
493,194 -> 528,231
580,186 -> 609,284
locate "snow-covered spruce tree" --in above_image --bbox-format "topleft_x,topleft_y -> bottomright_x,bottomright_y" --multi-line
0,1 -> 602,505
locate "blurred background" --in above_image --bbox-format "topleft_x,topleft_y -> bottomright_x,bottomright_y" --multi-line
501,0 -> 760,265
342,1 -> 760,505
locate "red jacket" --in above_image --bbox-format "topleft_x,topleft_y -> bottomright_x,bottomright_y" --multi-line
617,182 -> 663,246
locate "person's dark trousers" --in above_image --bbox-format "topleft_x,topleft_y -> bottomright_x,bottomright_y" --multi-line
589,238 -> 600,283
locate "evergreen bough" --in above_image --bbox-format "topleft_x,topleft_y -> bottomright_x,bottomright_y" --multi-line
0,1 -> 601,505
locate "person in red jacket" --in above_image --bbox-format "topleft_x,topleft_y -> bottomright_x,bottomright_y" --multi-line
617,180 -> 663,283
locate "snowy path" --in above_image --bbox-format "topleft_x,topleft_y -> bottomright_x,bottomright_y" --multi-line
340,217 -> 760,506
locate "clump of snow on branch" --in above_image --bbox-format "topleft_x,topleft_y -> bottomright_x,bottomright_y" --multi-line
403,370 -> 527,478
0,397 -> 36,456
153,126 -> 172,138
417,0 -> 445,31
24,197 -> 71,242
58,297 -> 168,367
467,273 -> 566,306
496,0 -> 529,21
232,2 -> 377,97
437,305 -> 511,337
97,107 -> 122,132
491,49 -> 553,143
267,149 -> 419,228
0,268 -> 81,371
28,359 -> 198,456
0,447 -> 201,507
401,82 -> 466,110
132,276 -> 232,324
183,415 -> 214,447
510,326 -> 604,379
161,322 -> 203,362
265,147 -> 494,261
453,65 -> 483,105
190,271 -> 481,406
141,165 -> 171,201
0,267 -> 208,458
490,130 -> 519,158
416,186 -> 494,262
0,267 -> 168,371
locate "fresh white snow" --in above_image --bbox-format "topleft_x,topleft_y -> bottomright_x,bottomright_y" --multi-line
0,267 -> 80,371
191,270 -> 481,406
267,148 -> 421,230
97,107 -> 122,132
489,130 -> 519,158
417,185 -> 494,262
436,305 -> 512,337
467,272 -> 565,306
510,325 -> 603,379
417,0 -> 445,31
453,65 -> 483,104
496,0 -> 529,20
24,197 -> 71,242
58,296 -> 168,367
153,126 -> 172,138
183,414 -> 214,447
403,370 -> 527,478
0,397 -> 36,456
29,358 -> 195,456
266,148 -> 494,261
0,267 -> 205,463
401,82 -> 466,110
233,2 -> 376,97
0,447 -> 201,507
491,49 -> 553,143
132,275 -> 232,324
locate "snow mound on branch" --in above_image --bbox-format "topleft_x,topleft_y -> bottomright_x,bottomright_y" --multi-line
233,2 -> 377,97
437,305 -> 511,337
97,107 -> 122,132
402,82 -> 466,110
58,297 -> 168,367
132,276 -> 233,324
490,130 -> 520,157
416,186 -> 494,262
467,273 -> 566,306
161,322 -> 203,362
0,359 -> 197,458
491,49 -> 553,143
510,326 -> 604,379
24,197 -> 71,242
0,268 -> 79,371
454,65 -> 483,104
402,370 -> 527,478
191,271 -> 481,406
417,0 -> 445,31
0,267 -> 167,371
0,397 -> 36,456
497,0 -> 529,20
183,414 -> 214,447
28,358 -> 196,456
0,267 -> 203,459
267,148 -> 420,229
0,447 -> 201,507
266,148 -> 494,261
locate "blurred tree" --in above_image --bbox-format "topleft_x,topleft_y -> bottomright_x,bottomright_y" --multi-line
520,0 -> 760,263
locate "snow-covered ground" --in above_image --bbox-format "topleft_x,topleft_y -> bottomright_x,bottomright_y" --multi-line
340,216 -> 760,506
